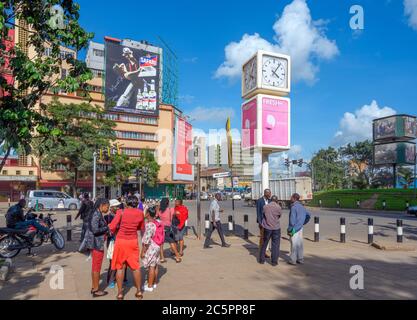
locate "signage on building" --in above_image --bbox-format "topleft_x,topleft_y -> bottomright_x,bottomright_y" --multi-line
213,172 -> 231,179
104,39 -> 160,116
242,94 -> 290,151
173,117 -> 194,181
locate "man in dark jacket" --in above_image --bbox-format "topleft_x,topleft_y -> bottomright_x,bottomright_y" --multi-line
75,193 -> 94,242
256,189 -> 271,257
6,199 -> 49,233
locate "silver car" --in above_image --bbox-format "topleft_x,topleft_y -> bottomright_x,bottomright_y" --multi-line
26,190 -> 81,210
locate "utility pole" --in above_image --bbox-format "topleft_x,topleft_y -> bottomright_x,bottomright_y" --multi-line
93,151 -> 97,201
414,152 -> 416,200
195,146 -> 202,239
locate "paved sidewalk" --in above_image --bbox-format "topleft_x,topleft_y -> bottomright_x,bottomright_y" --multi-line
1,227 -> 416,300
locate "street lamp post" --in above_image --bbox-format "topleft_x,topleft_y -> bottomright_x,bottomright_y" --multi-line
93,151 -> 97,201
195,146 -> 202,239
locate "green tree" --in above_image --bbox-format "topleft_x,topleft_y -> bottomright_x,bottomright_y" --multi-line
103,153 -> 138,194
33,99 -> 115,196
311,147 -> 345,191
0,0 -> 93,171
398,166 -> 414,188
134,150 -> 160,189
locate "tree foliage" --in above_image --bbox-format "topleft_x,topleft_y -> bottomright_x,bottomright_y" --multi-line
33,99 -> 115,196
0,0 -> 93,171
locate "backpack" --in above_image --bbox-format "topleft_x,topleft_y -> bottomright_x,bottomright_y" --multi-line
304,211 -> 311,225
152,220 -> 165,246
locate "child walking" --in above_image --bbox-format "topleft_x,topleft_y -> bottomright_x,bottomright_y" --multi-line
141,206 -> 165,292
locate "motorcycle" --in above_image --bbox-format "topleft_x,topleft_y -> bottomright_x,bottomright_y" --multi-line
0,210 -> 65,258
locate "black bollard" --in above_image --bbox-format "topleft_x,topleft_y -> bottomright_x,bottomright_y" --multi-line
340,217 -> 346,243
66,214 -> 72,241
228,215 -> 233,234
314,217 -> 320,242
397,219 -> 403,243
205,214 -> 210,236
368,218 -> 374,244
244,214 -> 249,240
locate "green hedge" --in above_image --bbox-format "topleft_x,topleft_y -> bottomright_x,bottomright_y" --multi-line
309,189 -> 417,211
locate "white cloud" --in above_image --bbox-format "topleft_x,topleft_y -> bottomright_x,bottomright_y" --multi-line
404,0 -> 417,31
289,144 -> 303,157
333,100 -> 397,146
188,106 -> 235,123
179,94 -> 195,104
215,0 -> 339,83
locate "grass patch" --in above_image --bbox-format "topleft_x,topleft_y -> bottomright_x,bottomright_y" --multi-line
309,189 -> 417,211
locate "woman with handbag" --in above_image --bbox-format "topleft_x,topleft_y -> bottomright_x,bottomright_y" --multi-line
109,195 -> 145,300
157,198 -> 181,263
86,198 -> 111,298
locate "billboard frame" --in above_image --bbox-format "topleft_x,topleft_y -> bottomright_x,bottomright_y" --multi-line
373,114 -> 417,143
373,141 -> 416,166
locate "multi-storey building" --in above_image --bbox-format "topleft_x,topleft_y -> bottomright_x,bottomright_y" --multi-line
0,26 -> 191,201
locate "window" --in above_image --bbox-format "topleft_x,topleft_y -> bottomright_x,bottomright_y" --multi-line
91,69 -> 103,78
16,170 -> 21,175
2,170 -> 7,175
103,113 -> 118,121
18,153 -> 28,166
93,49 -> 104,57
103,113 -> 158,125
29,171 -> 34,175
115,131 -> 157,141
34,191 -> 45,197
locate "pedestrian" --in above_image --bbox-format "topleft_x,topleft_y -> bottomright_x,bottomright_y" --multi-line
256,189 -> 272,258
259,195 -> 282,266
287,193 -> 310,265
173,199 -> 189,257
204,193 -> 230,248
109,195 -> 145,300
86,198 -> 110,298
104,199 -> 127,289
141,206 -> 164,292
157,197 -> 181,263
75,193 -> 94,242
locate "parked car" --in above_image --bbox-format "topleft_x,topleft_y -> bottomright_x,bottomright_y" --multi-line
26,190 -> 81,210
200,192 -> 209,201
407,205 -> 417,217
232,193 -> 242,200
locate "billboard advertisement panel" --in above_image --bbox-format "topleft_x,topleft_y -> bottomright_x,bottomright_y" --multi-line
374,142 -> 416,165
104,40 -> 160,116
261,96 -> 289,149
242,94 -> 290,151
373,115 -> 416,141
242,97 -> 257,149
173,117 -> 194,181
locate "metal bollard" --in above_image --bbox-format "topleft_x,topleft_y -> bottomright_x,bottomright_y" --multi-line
356,200 -> 360,208
244,214 -> 249,240
340,217 -> 346,243
185,219 -> 188,236
66,214 -> 72,241
368,218 -> 374,244
336,199 -> 340,208
314,217 -> 320,242
205,214 -> 210,236
397,219 -> 403,243
382,200 -> 386,210
35,199 -> 39,212
319,199 -> 322,208
8,197 -> 11,208
228,215 -> 233,233
406,201 -> 409,210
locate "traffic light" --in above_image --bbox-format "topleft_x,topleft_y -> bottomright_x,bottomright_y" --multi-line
298,159 -> 303,167
284,158 -> 290,167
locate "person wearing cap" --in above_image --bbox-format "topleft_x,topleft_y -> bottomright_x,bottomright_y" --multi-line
104,199 -> 127,289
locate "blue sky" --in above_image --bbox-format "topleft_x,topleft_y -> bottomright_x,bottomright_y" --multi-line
77,0 -> 417,162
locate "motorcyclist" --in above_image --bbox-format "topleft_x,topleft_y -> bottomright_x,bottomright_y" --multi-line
5,199 -> 50,234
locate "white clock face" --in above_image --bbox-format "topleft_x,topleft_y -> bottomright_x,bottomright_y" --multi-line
262,56 -> 287,88
243,57 -> 257,93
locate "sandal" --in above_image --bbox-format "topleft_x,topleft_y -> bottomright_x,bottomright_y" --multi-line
92,290 -> 108,298
175,257 -> 182,263
160,259 -> 167,263
117,293 -> 124,300
135,291 -> 143,300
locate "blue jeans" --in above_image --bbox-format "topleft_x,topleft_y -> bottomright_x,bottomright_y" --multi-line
259,229 -> 281,264
15,220 -> 49,233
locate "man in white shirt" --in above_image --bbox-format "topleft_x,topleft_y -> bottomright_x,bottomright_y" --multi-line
203,193 -> 231,249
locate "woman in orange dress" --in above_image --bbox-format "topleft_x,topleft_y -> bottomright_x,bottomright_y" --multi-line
109,195 -> 145,300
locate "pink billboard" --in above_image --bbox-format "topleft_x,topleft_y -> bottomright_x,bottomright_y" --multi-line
261,97 -> 289,148
242,98 -> 257,149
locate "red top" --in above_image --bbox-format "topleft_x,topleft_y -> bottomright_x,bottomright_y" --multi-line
175,205 -> 189,230
109,208 -> 145,240
158,207 -> 174,227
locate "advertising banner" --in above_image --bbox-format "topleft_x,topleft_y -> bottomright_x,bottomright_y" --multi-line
374,142 -> 416,165
242,98 -> 257,149
104,40 -> 160,116
261,96 -> 289,149
242,94 -> 290,151
373,115 -> 417,142
173,117 -> 194,181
